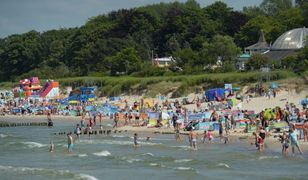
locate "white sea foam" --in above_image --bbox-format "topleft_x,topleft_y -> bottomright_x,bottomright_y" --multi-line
0,134 -> 8,138
93,150 -> 111,157
141,153 -> 154,157
76,173 -> 98,180
111,135 -> 126,138
149,163 -> 159,166
22,141 -> 47,148
171,145 -> 191,151
126,158 -> 142,163
174,167 -> 193,170
216,163 -> 231,169
78,154 -> 88,158
0,165 -> 98,180
174,159 -> 193,163
258,156 -> 279,160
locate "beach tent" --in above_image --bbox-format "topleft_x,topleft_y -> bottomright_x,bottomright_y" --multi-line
205,88 -> 225,101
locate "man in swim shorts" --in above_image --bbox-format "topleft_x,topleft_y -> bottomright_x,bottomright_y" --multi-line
190,128 -> 197,150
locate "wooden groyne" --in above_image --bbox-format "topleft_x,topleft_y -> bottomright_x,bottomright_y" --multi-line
0,122 -> 48,127
54,129 -> 128,136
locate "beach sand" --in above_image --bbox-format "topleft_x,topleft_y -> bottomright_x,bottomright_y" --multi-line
1,89 -> 307,151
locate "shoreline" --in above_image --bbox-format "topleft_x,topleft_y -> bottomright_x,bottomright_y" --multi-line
1,115 -> 308,151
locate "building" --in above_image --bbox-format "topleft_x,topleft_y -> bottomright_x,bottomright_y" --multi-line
239,27 -> 308,70
245,30 -> 269,55
153,56 -> 174,67
264,27 -> 308,60
237,54 -> 251,71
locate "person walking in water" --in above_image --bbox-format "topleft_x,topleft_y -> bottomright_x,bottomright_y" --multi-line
189,128 -> 197,150
289,125 -> 303,155
67,132 -> 73,153
134,133 -> 139,147
49,140 -> 54,152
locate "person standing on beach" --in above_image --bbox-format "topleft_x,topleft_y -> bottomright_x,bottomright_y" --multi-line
67,132 -> 73,153
113,113 -> 119,128
47,112 -> 53,127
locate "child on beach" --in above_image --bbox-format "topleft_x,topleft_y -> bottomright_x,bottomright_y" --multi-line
252,132 -> 259,149
202,130 -> 207,143
175,128 -> 182,141
208,130 -> 213,143
279,131 -> 289,157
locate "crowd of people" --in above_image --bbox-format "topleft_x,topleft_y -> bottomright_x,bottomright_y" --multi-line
1,91 -> 307,156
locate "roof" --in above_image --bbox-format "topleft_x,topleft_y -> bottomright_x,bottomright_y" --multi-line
263,50 -> 297,61
154,57 -> 174,62
239,54 -> 251,58
245,30 -> 269,50
272,27 -> 308,50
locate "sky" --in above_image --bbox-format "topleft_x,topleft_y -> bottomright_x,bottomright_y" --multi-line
0,0 -> 262,38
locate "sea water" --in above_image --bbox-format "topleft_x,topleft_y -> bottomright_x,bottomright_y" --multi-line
0,119 -> 308,180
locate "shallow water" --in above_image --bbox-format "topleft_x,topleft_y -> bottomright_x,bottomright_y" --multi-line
0,119 -> 308,180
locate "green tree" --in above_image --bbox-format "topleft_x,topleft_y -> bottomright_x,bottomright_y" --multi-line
173,48 -> 198,68
246,54 -> 271,70
260,0 -> 293,16
235,16 -> 286,48
108,48 -> 142,76
207,35 -> 241,63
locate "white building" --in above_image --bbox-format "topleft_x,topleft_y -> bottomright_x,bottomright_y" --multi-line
153,56 -> 174,67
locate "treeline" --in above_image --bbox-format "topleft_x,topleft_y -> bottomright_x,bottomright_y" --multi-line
0,0 -> 307,82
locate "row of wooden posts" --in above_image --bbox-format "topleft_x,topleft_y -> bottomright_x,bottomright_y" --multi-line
0,122 -> 48,127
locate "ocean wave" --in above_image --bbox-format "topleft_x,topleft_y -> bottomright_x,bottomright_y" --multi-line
93,150 -> 111,157
0,165 -> 97,180
78,154 -> 88,158
141,153 -> 154,157
216,163 -> 231,169
174,167 -> 194,171
126,158 -> 143,163
21,141 -> 47,148
0,134 -> 8,138
258,156 -> 279,160
80,139 -> 161,146
111,135 -> 127,138
171,145 -> 191,151
76,173 -> 98,180
174,159 -> 193,163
